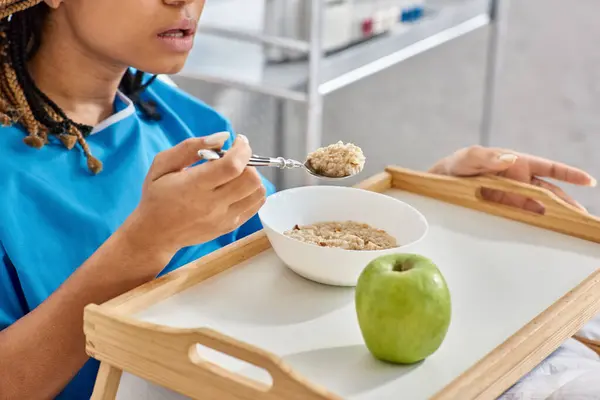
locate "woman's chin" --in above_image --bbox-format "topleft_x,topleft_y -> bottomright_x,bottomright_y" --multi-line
137,58 -> 188,76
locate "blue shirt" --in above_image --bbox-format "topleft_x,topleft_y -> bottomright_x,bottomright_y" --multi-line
0,76 -> 275,399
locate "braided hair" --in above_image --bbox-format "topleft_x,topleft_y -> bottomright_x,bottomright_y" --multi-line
0,0 -> 161,174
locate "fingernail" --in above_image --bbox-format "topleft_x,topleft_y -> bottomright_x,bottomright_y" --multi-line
589,177 -> 597,187
203,131 -> 230,146
238,134 -> 248,143
498,153 -> 518,163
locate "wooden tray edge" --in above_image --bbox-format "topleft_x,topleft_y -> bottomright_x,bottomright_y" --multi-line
385,166 -> 600,244
103,231 -> 271,315
86,306 -> 340,400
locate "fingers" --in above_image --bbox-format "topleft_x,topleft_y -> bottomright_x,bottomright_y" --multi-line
480,188 -> 545,214
236,198 -> 266,228
432,145 -> 593,215
214,167 -> 263,204
441,146 -> 518,176
186,134 -> 252,188
531,177 -> 587,211
523,155 -> 596,187
433,145 -> 597,188
459,145 -> 596,187
480,177 -> 587,215
226,186 -> 267,226
148,132 -> 231,181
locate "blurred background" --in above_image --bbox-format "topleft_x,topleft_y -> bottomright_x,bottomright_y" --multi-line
170,0 -> 599,213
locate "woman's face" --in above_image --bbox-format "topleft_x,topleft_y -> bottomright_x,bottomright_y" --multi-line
44,0 -> 206,74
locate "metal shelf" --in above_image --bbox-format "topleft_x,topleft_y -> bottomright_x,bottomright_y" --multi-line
173,0 -> 504,188
179,0 -> 491,102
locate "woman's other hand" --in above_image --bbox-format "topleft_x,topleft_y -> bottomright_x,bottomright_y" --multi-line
429,145 -> 596,213
127,131 -> 266,255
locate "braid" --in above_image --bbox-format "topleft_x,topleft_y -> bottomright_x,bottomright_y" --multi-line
0,0 -> 38,16
121,70 -> 161,121
7,13 -> 44,146
0,0 -> 162,175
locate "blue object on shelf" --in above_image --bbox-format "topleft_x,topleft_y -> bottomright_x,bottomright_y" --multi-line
400,6 -> 425,22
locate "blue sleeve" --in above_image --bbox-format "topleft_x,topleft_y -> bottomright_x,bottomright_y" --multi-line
0,244 -> 27,331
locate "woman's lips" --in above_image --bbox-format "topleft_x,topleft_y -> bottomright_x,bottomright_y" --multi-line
157,29 -> 194,52
157,18 -> 197,53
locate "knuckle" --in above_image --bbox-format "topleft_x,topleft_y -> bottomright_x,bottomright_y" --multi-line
149,154 -> 167,174
180,138 -> 200,153
182,137 -> 196,148
257,184 -> 267,197
464,145 -> 483,157
204,201 -> 223,218
252,171 -> 263,186
237,136 -> 251,151
152,151 -> 166,166
245,168 -> 262,186
549,162 -> 559,180
223,157 -> 245,177
226,216 -> 241,231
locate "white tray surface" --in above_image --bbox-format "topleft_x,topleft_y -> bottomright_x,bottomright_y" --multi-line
119,189 -> 600,400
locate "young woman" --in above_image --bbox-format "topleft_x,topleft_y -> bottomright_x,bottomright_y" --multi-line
0,1 -> 596,399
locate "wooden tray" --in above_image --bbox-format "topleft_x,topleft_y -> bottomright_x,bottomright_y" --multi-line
84,167 -> 600,400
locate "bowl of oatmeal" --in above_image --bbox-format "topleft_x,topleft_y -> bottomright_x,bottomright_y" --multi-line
258,186 -> 428,286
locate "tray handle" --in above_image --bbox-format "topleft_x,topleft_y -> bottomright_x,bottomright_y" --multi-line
386,166 -> 600,242
471,175 -> 588,217
84,305 -> 338,400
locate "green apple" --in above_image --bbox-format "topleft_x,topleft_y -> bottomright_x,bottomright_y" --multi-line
355,253 -> 451,364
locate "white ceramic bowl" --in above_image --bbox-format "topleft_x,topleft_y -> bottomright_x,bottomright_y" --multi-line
258,186 -> 429,286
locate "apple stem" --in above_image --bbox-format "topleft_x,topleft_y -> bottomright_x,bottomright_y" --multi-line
393,260 -> 414,272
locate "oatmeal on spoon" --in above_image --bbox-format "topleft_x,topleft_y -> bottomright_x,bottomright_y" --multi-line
305,141 -> 366,178
198,139 -> 366,180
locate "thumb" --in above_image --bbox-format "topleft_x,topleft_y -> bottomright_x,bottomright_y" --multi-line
448,146 -> 518,176
148,131 -> 231,180
480,151 -> 519,172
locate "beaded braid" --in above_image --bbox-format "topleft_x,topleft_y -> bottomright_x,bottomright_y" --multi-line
0,0 -> 162,174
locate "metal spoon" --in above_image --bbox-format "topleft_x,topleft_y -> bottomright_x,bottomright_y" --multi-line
197,149 -> 355,181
